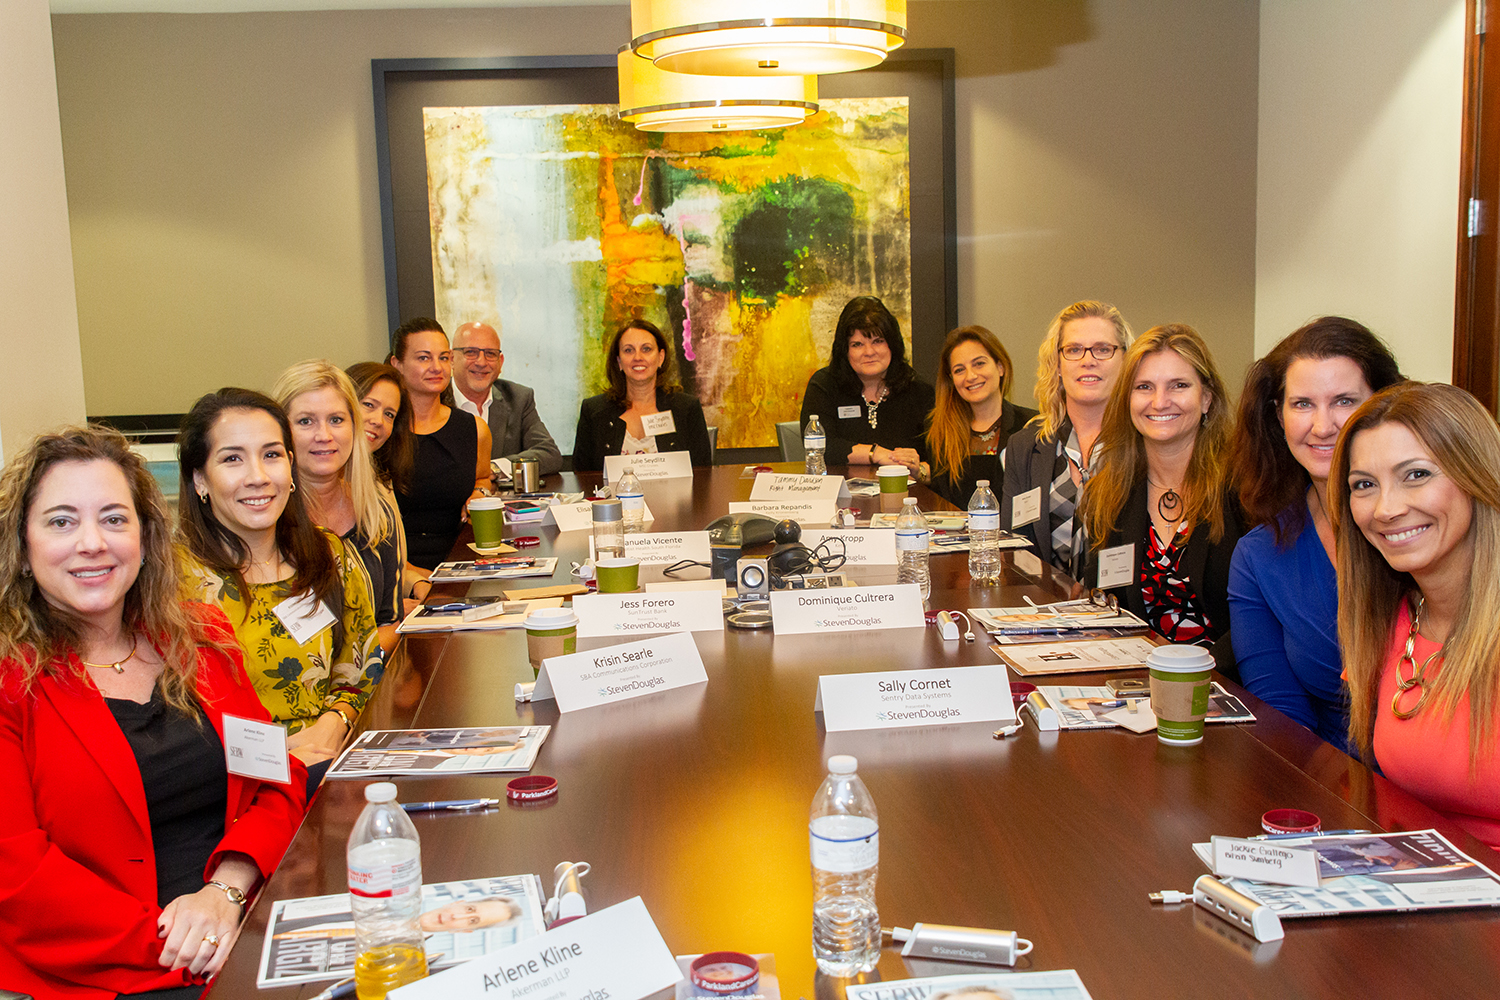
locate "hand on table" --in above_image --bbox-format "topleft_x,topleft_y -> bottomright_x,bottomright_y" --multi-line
158,886 -> 242,976
286,711 -> 348,761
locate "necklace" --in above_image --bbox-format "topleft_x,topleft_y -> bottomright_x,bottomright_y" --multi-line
1392,594 -> 1441,719
1147,478 -> 1183,522
81,634 -> 137,675
865,384 -> 889,430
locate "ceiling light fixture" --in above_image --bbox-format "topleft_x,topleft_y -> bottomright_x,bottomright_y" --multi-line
617,47 -> 818,132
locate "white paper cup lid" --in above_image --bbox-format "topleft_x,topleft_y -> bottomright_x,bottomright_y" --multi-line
1146,644 -> 1215,673
468,496 -> 505,510
877,465 -> 906,477
524,607 -> 579,629
595,556 -> 639,568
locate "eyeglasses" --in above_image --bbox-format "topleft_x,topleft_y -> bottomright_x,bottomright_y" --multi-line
1060,344 -> 1119,361
459,348 -> 502,362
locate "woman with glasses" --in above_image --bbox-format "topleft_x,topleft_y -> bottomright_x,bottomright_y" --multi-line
1001,301 -> 1133,575
925,326 -> 1037,507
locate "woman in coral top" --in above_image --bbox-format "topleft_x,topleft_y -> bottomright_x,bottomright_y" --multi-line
1333,381 -> 1500,848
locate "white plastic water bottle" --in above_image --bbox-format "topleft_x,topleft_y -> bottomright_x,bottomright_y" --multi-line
895,497 -> 931,602
804,414 -> 827,476
810,754 -> 880,976
348,783 -> 428,1000
967,479 -> 1002,585
617,467 -> 645,532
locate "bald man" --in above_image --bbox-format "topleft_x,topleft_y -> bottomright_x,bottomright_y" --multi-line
451,321 -> 563,475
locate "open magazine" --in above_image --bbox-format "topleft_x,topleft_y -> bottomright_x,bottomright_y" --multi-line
396,596 -> 563,633
846,970 -> 1094,1000
327,726 -> 549,777
256,873 -> 545,987
428,558 -> 559,583
1192,829 -> 1500,917
1039,682 -> 1254,729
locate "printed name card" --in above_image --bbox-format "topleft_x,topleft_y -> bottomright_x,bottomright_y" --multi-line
1211,837 -> 1322,888
815,664 -> 1017,732
768,583 -> 924,635
220,714 -> 291,784
750,471 -> 851,502
572,589 -> 725,637
547,500 -> 655,532
800,528 -> 897,566
588,530 -> 712,566
533,631 -> 708,712
604,450 -> 693,482
727,500 -> 837,525
389,896 -> 681,1000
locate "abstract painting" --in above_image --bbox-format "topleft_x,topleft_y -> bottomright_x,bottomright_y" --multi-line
423,98 -> 910,449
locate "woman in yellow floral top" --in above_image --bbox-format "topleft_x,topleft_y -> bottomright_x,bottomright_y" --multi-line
176,388 -> 383,771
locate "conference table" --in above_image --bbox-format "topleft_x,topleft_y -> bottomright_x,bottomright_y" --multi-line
209,464 -> 1500,1000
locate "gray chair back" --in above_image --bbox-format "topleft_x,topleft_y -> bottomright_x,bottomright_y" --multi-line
776,421 -> 805,463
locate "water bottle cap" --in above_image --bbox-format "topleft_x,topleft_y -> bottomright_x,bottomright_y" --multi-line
364,781 -> 398,803
976,479 -> 990,487
902,497 -> 917,506
827,754 -> 858,774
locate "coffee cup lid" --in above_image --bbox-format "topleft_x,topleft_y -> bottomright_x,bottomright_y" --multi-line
595,556 -> 639,568
877,465 -> 907,477
468,496 -> 505,509
525,607 -> 579,629
1146,644 -> 1215,673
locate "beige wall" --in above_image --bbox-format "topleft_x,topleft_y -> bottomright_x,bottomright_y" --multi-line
1255,0 -> 1464,382
52,1 -> 1260,417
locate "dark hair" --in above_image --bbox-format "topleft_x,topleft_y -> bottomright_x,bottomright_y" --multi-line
604,319 -> 681,404
927,325 -> 1016,483
389,317 -> 446,362
346,361 -> 416,494
177,388 -> 343,634
828,296 -> 914,395
1230,316 -> 1403,545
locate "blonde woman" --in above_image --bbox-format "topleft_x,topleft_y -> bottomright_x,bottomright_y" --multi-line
1001,300 -> 1133,575
926,325 -> 1036,507
1332,381 -> 1500,848
1080,324 -> 1243,657
275,360 -> 408,653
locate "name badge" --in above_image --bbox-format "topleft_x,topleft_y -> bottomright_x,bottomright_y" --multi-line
769,583 -> 924,635
220,713 -> 292,784
1012,486 -> 1042,528
272,590 -> 337,645
532,631 -> 707,713
1097,543 -> 1135,590
573,589 -> 725,637
799,528 -> 897,566
640,410 -> 676,437
1211,836 -> 1322,887
837,404 -> 862,419
815,664 -> 1016,732
604,451 -> 692,482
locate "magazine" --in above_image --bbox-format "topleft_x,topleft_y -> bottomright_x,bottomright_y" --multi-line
326,726 -> 549,777
1038,682 -> 1254,729
845,970 -> 1094,1000
256,873 -> 545,988
993,636 -> 1160,675
395,596 -> 563,634
970,602 -> 1151,638
1191,829 -> 1500,917
427,557 -> 559,582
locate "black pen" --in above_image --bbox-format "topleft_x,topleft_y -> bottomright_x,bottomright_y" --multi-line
996,626 -> 1073,636
402,798 -> 500,813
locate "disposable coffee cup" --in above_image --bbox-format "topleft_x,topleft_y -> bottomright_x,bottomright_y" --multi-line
525,607 -> 579,677
878,464 -> 908,512
1147,645 -> 1215,745
468,496 -> 506,548
516,459 -> 541,493
595,556 -> 641,594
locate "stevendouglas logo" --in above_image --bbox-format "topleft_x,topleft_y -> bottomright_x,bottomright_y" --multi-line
877,707 -> 963,722
599,675 -> 667,698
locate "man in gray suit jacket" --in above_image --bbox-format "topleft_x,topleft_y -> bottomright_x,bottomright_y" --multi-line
451,320 -> 564,475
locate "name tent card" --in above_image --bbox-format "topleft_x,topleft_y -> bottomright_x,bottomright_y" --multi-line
1211,837 -> 1322,888
749,471 -> 851,502
548,500 -> 655,532
220,713 -> 291,784
800,528 -> 897,566
573,589 -> 725,637
389,896 -> 681,1000
727,500 -> 837,525
604,450 -> 692,482
533,631 -> 708,712
587,530 -> 712,566
1097,543 -> 1134,590
769,583 -> 924,635
815,664 -> 1017,732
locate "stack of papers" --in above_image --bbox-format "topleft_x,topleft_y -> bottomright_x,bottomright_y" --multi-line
327,726 -> 549,777
427,558 -> 559,582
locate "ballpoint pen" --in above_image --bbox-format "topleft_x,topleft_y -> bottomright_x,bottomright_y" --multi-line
1252,829 -> 1370,840
996,626 -> 1073,636
401,798 -> 500,813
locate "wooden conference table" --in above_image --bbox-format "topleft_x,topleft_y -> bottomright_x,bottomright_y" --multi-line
210,464 -> 1500,1000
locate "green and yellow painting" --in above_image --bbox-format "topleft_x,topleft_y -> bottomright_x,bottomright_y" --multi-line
424,98 -> 910,449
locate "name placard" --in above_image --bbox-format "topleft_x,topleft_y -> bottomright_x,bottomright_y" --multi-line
815,664 -> 1016,732
547,500 -> 655,532
604,450 -> 693,482
727,499 -> 837,525
389,896 -> 682,1000
573,589 -> 725,637
587,530 -> 712,566
768,583 -> 924,635
1211,836 -> 1322,887
750,471 -> 850,501
534,631 -> 708,712
800,528 -> 897,566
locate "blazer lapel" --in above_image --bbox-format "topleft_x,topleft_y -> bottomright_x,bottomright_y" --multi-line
488,384 -> 511,454
1027,430 -> 1055,564
40,672 -> 152,841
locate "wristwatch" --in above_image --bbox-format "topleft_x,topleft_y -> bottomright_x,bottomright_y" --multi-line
208,880 -> 248,908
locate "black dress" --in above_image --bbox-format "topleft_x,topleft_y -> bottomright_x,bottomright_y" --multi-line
396,408 -> 478,569
798,367 -> 935,465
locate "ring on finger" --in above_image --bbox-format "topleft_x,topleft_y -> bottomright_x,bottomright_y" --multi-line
204,933 -> 220,947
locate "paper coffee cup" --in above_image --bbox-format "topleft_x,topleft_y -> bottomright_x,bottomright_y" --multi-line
595,556 -> 641,594
525,607 -> 579,677
877,464 -> 908,512
468,496 -> 506,548
1147,645 -> 1215,745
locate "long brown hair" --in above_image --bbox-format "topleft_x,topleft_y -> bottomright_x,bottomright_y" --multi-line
1330,381 -> 1500,768
1032,300 -> 1133,442
1082,324 -> 1233,547
927,326 -> 1016,483
1230,317 -> 1401,545
346,361 -> 416,494
0,426 -> 212,714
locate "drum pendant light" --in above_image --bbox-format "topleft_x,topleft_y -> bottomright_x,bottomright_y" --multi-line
617,47 -> 818,132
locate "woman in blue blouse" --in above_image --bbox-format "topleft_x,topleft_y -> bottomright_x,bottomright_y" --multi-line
1226,317 -> 1401,750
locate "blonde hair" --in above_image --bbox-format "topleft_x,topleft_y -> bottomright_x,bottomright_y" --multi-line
1082,324 -> 1233,547
0,426 -> 216,714
273,360 -> 391,547
1032,300 -> 1133,442
927,326 -> 1016,483
1330,381 -> 1500,769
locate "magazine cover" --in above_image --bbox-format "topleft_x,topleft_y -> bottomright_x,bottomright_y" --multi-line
970,602 -> 1151,635
993,637 -> 1159,676
1192,829 -> 1500,917
845,970 -> 1094,1000
396,596 -> 563,634
1039,683 -> 1254,729
428,558 -> 559,582
326,726 -> 549,777
256,873 -> 545,987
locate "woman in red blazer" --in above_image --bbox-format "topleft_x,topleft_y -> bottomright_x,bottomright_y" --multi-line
0,427 -> 306,1000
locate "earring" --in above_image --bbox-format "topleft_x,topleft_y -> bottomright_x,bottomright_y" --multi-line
197,491 -> 209,503
20,566 -> 31,578
290,480 -> 297,493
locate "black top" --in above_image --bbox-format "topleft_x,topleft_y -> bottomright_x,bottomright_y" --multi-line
799,367 -> 936,465
105,692 -> 228,907
928,398 -> 1038,508
345,492 -> 403,627
571,389 -> 714,471
1001,418 -> 1069,569
397,408 -> 478,569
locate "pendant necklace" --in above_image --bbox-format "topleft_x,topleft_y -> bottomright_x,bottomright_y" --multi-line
81,634 -> 138,675
1147,478 -> 1183,522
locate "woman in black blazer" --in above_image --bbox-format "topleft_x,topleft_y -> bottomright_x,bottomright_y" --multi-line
572,319 -> 712,471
